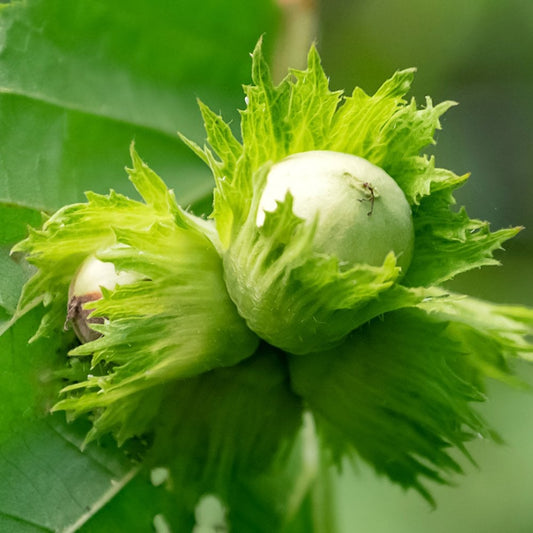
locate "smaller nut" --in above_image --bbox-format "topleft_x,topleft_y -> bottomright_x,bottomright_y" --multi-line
65,255 -> 141,343
66,291 -> 105,343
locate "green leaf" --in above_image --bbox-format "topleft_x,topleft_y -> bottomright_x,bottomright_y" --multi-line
0,205 -> 42,322
0,249 -> 32,317
78,472 -> 195,533
0,418 -> 141,533
0,309 -> 139,532
0,204 -> 43,247
0,0 -> 279,214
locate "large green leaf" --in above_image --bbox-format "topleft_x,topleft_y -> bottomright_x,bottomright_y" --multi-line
0,310 -> 138,532
0,205 -> 42,321
0,0 -> 279,212
0,0 -> 280,530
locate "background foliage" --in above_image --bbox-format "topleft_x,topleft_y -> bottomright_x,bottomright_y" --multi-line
0,0 -> 531,531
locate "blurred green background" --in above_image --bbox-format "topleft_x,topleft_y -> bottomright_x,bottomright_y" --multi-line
0,0 -> 531,531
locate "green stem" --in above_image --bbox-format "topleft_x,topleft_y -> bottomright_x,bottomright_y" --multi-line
285,411 -> 337,533
310,445 -> 336,533
272,0 -> 319,83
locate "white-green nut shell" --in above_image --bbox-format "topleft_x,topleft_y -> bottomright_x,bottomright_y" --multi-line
257,151 -> 414,272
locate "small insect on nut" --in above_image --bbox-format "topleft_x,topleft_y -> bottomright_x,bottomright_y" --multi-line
358,182 -> 376,216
